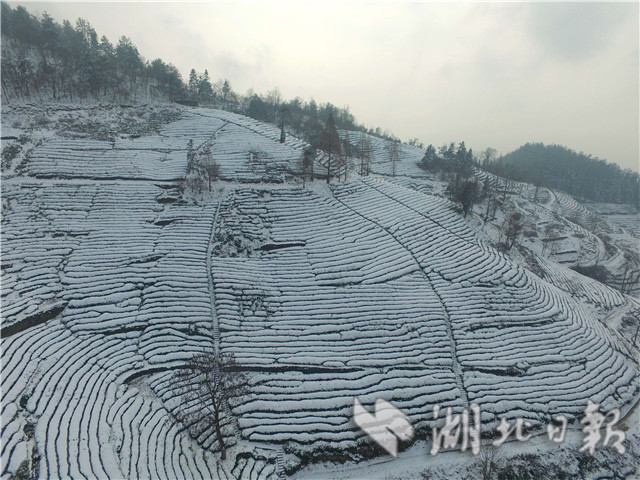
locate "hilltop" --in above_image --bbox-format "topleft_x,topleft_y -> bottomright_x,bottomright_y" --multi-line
484,143 -> 639,207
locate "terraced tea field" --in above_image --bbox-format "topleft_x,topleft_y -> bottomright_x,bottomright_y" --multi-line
2,105 -> 638,479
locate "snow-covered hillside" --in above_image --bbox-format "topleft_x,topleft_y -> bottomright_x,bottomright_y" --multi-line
2,104 -> 638,479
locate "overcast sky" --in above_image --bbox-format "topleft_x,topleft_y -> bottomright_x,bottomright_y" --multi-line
15,1 -> 640,171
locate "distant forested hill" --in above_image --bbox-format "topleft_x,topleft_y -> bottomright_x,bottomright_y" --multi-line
485,143 -> 639,206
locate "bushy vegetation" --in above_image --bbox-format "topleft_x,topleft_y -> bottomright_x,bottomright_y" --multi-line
245,90 -> 398,145
419,141 -> 476,178
570,264 -> 609,284
445,177 -> 479,217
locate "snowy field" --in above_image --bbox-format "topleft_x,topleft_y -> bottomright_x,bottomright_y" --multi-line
2,104 -> 639,479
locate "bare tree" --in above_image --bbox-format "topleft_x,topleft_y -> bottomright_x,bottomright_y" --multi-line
196,144 -> 220,191
620,254 -> 640,295
630,309 -> 640,346
505,212 -> 524,250
186,139 -> 196,174
186,175 -> 204,194
342,131 -> 352,181
586,212 -> 603,234
477,446 -> 503,480
174,351 -> 249,460
357,131 -> 372,176
566,279 -> 581,297
319,113 -> 342,184
337,154 -> 348,182
480,147 -> 497,167
387,138 -> 400,177
542,223 -> 563,258
300,146 -> 316,187
481,178 -> 495,226
203,161 -> 220,192
498,211 -> 524,251
278,107 -> 290,143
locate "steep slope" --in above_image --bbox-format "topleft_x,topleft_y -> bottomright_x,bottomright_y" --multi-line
345,127 -> 640,299
1,104 -> 638,479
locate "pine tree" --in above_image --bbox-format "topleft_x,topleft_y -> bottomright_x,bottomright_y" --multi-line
96,36 -> 116,96
222,79 -> 231,106
115,36 -> 143,97
188,69 -> 198,96
420,144 -> 437,170
39,12 -> 60,98
446,177 -> 478,217
198,69 -> 213,102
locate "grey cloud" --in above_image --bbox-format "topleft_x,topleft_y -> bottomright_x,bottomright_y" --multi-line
211,53 -> 264,82
525,3 -> 630,62
149,11 -> 266,82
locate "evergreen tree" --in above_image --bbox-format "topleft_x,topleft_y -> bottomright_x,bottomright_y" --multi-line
188,68 -> 198,96
420,144 -> 437,170
115,36 -> 143,97
446,177 -> 479,217
74,19 -> 99,96
38,12 -> 60,98
96,35 -> 116,96
222,79 -> 232,106
247,94 -> 268,121
198,69 -> 214,102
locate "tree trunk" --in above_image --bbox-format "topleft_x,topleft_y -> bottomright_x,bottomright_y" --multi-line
214,408 -> 226,459
327,154 -> 331,184
483,195 -> 492,224
620,263 -> 630,293
216,422 -> 226,459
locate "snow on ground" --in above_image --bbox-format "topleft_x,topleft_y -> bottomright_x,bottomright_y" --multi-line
339,130 -> 427,179
295,425 -> 640,480
1,103 -> 639,479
